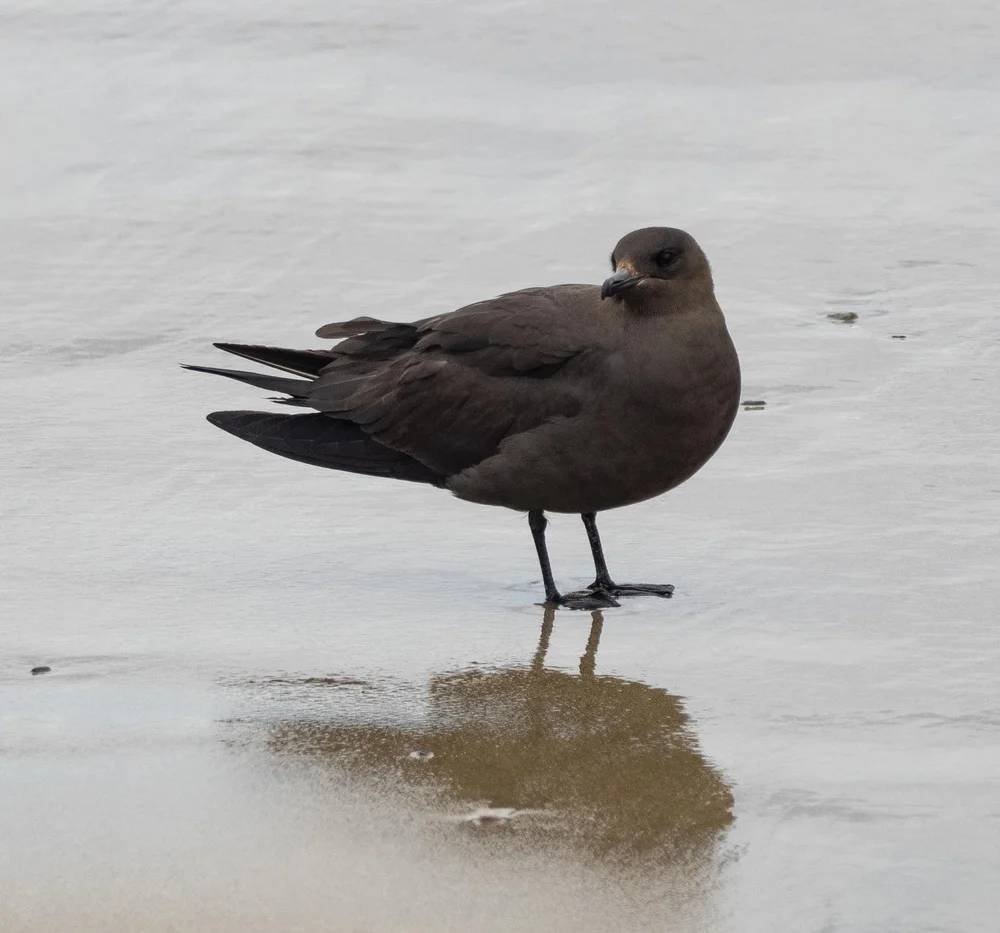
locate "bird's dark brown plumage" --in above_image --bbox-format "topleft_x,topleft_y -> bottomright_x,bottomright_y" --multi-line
184,227 -> 741,608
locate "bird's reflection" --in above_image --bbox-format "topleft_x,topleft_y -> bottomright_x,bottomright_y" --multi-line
259,608 -> 733,867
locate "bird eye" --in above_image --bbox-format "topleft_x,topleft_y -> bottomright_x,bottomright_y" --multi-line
654,248 -> 680,267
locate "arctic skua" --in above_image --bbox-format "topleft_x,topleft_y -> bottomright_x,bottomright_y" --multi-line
185,227 -> 741,609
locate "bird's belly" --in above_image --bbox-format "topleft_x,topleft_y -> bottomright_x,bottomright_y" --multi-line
449,379 -> 740,514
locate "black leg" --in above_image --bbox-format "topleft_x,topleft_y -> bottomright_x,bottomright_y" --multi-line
578,512 -> 675,600
581,512 -> 614,589
528,510 -> 561,604
528,511 -> 619,610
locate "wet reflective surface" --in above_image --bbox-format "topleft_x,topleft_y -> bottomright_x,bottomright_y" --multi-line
256,610 -> 733,866
2,1 -> 999,931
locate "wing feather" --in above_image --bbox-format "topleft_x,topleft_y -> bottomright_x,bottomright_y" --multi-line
306,285 -> 607,475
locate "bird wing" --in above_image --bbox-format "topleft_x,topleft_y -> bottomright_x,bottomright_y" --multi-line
308,285 -> 608,476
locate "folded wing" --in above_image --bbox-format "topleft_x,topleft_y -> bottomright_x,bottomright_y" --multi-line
192,284 -> 607,481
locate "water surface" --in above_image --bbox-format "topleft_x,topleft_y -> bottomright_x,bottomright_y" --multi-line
2,1 -> 998,931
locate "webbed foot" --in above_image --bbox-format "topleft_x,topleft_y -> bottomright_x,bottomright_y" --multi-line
546,588 -> 622,610
587,581 -> 674,599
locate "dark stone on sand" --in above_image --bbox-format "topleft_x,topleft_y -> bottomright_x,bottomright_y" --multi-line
891,335 -> 908,340
828,311 -> 859,323
185,227 -> 741,608
31,666 -> 51,675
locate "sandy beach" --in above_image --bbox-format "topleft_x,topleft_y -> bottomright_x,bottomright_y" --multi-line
3,1 -> 999,930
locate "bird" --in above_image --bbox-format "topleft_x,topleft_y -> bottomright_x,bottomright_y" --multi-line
184,227 -> 741,609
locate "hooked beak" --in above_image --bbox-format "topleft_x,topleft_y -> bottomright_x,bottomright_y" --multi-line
600,266 -> 645,300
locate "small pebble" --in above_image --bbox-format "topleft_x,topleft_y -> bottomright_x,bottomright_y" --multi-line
827,311 -> 859,323
31,666 -> 51,675
891,335 -> 907,340
742,399 -> 766,411
407,750 -> 435,761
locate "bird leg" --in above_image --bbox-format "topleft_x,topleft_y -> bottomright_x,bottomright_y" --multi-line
528,510 -> 620,609
579,512 -> 675,599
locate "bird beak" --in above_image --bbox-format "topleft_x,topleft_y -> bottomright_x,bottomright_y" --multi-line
601,266 -> 645,300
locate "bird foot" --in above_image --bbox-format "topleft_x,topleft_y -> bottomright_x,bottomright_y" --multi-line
587,581 -> 674,599
548,589 -> 622,610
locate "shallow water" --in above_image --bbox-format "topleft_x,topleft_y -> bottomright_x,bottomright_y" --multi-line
2,1 -> 999,931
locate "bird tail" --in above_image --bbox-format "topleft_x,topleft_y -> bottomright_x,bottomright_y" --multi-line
205,411 -> 445,486
182,342 -> 336,403
211,343 -> 334,378
181,364 -> 313,399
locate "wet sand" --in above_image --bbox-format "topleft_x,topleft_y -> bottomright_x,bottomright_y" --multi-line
2,1 -> 999,931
